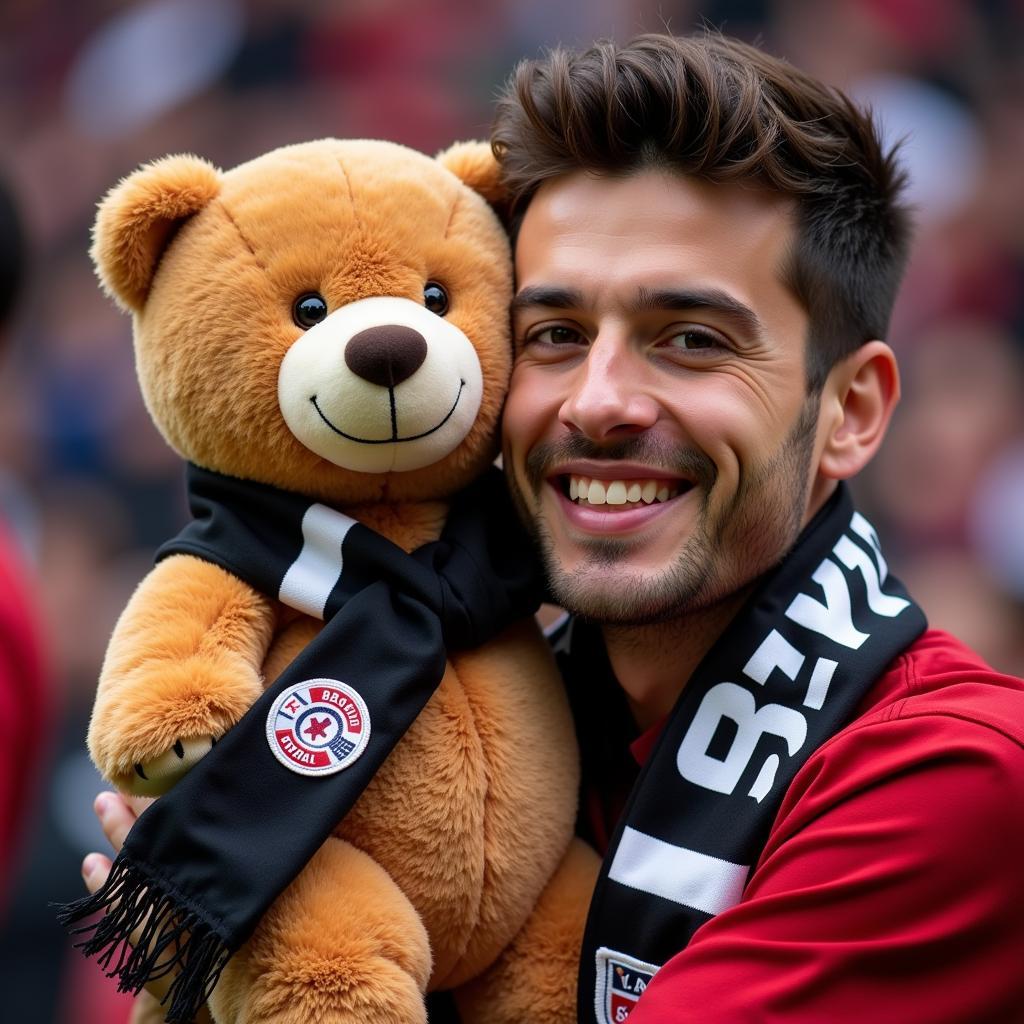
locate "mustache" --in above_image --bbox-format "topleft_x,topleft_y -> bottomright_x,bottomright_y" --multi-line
524,435 -> 717,492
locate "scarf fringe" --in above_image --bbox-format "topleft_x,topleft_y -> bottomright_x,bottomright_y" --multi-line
56,854 -> 231,1023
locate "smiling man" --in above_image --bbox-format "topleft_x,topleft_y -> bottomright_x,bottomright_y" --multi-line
494,32 -> 1024,1024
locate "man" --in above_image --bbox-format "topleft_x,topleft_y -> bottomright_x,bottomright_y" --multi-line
84,32 -> 1024,1023
492,31 -> 1024,1023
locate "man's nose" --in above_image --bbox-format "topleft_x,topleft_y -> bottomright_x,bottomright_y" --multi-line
558,337 -> 659,440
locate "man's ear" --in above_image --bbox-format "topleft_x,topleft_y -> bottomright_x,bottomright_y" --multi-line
818,340 -> 901,480
91,154 -> 221,314
436,140 -> 509,219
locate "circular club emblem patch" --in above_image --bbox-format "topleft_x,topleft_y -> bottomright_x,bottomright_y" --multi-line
266,679 -> 371,777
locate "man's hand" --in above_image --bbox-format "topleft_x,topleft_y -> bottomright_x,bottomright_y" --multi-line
81,791 -> 149,891
82,792 -> 213,1023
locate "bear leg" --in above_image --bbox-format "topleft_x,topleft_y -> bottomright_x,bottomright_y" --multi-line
453,837 -> 602,1024
208,837 -> 431,1024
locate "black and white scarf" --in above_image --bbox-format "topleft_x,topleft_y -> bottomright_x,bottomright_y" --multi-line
560,485 -> 926,1024
58,463 -> 545,1024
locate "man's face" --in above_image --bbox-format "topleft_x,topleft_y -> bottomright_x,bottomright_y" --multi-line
503,169 -> 833,625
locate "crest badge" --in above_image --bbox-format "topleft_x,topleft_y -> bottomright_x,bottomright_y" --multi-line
266,679 -> 370,777
594,947 -> 659,1024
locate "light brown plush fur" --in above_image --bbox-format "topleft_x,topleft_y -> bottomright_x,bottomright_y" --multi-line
88,139 -> 600,1024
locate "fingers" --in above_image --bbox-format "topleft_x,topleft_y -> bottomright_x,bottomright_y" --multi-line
80,792 -> 211,1017
81,852 -> 112,894
94,790 -> 138,853
81,792 -> 174,1005
80,790 -> 134,895
80,791 -> 135,895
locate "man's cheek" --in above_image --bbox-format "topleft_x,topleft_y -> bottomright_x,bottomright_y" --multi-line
501,376 -> 539,453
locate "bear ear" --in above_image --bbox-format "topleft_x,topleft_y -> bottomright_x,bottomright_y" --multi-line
91,154 -> 221,313
436,140 -> 509,216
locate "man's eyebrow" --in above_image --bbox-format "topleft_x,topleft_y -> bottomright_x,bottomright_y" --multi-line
510,286 -> 586,315
629,286 -> 765,339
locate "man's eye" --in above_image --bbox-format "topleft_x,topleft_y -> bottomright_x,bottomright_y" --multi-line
533,325 -> 583,346
666,328 -> 722,351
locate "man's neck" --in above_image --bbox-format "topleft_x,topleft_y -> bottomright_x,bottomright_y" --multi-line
603,588 -> 752,732
598,481 -> 838,731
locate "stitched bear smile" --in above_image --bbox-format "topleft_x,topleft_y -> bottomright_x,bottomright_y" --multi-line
310,380 -> 467,444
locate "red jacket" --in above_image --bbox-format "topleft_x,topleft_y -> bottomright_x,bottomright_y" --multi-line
626,630 -> 1024,1023
0,524 -> 48,909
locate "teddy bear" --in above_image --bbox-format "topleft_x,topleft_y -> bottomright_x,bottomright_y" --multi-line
82,138 -> 600,1024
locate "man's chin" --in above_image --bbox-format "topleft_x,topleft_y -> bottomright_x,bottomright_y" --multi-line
544,559 -> 714,626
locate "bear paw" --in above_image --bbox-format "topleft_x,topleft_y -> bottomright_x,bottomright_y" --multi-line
88,656 -> 263,796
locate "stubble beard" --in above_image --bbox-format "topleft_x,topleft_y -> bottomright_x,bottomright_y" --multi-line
506,396 -> 821,627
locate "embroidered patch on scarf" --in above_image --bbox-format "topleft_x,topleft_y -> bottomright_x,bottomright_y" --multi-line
594,947 -> 659,1023
266,679 -> 371,776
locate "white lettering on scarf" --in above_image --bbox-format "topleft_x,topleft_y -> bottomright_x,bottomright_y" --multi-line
676,511 -> 908,802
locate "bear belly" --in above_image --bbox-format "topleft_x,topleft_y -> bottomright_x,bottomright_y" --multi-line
260,614 -> 578,989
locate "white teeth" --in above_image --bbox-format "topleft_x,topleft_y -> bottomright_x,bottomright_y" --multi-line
605,481 -> 628,505
567,475 -> 683,506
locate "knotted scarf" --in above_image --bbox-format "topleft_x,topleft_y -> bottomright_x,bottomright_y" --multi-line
58,463 -> 545,1023
561,485 -> 927,1024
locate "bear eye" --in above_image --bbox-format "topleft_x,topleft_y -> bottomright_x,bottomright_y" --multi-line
293,292 -> 328,329
423,282 -> 449,316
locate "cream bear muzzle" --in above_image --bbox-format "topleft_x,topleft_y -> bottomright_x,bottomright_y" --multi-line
278,295 -> 484,473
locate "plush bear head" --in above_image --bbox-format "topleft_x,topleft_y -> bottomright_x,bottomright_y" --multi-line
92,138 -> 512,506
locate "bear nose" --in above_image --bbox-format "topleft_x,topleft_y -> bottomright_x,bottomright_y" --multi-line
344,325 -> 428,388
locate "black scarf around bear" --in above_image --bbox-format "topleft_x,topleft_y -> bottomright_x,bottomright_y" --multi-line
58,463 -> 545,1024
561,485 -> 927,1024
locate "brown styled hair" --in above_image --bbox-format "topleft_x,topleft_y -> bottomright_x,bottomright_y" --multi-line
492,32 -> 912,390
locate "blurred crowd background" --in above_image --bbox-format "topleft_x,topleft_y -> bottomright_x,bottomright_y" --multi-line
1,0 -> 1023,1019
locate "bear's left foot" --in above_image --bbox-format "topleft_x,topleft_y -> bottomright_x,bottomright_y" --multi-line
208,838 -> 431,1024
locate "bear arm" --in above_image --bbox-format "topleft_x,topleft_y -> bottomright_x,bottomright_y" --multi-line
88,554 -> 276,793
